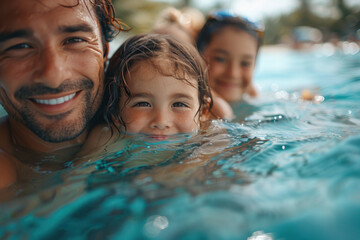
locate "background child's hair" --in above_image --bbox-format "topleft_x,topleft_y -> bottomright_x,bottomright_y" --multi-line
197,12 -> 264,54
102,33 -> 213,129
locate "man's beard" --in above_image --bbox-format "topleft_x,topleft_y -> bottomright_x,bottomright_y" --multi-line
18,90 -> 94,143
7,78 -> 103,143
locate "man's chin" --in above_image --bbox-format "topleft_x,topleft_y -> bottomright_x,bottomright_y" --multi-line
30,122 -> 88,143
22,112 -> 91,143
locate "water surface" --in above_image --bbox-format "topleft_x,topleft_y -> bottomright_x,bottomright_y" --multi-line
1,47 -> 359,240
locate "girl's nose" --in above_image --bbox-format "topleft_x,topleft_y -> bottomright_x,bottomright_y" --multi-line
150,108 -> 172,130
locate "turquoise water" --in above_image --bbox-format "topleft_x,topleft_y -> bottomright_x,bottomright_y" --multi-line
1,48 -> 360,240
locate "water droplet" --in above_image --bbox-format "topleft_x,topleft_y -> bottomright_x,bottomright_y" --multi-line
153,215 -> 169,230
144,215 -> 169,237
107,166 -> 116,173
247,230 -> 273,240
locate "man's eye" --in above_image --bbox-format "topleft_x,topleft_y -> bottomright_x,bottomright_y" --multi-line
173,102 -> 188,108
65,37 -> 86,44
133,102 -> 151,107
6,43 -> 31,51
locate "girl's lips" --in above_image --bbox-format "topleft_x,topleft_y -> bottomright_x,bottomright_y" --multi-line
150,135 -> 168,140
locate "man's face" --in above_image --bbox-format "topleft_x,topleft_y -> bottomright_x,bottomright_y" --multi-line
0,0 -> 105,142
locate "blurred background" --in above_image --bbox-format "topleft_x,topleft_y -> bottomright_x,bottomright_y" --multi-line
111,0 -> 360,47
2,0 -> 359,117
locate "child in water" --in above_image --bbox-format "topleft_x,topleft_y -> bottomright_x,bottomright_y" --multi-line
197,11 -> 264,116
102,33 -> 213,140
78,34 -> 255,187
78,33 -> 215,159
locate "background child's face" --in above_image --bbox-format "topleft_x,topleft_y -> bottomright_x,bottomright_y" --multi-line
120,60 -> 200,140
203,26 -> 257,102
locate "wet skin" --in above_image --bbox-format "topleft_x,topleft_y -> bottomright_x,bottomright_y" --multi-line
0,0 -> 105,153
120,60 -> 200,140
203,26 -> 257,102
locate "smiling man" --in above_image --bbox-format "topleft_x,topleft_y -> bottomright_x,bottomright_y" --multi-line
0,0 -> 125,188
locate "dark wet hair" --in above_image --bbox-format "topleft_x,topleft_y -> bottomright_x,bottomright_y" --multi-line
197,11 -> 263,54
63,0 -> 129,53
103,33 -> 213,130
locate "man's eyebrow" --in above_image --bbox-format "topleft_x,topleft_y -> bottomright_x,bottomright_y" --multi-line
0,24 -> 95,43
59,24 -> 95,34
0,29 -> 33,43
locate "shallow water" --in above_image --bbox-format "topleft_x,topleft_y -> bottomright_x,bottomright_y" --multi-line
1,48 -> 360,240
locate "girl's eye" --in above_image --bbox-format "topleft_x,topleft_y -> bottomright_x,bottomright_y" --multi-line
241,61 -> 252,67
172,102 -> 189,108
214,56 -> 226,63
133,102 -> 151,107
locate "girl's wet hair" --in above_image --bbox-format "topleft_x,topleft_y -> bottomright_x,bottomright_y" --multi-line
197,11 -> 264,54
103,33 -> 213,130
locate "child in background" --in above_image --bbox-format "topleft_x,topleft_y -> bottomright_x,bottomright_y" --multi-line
197,11 -> 264,115
103,33 -> 213,139
152,7 -> 205,46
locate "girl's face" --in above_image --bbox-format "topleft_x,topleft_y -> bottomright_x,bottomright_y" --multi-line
120,60 -> 200,140
203,26 -> 257,102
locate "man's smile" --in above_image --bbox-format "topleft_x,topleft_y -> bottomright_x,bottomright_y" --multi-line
32,92 -> 77,105
29,91 -> 82,115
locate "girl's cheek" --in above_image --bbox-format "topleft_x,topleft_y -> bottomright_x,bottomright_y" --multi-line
124,110 -> 145,122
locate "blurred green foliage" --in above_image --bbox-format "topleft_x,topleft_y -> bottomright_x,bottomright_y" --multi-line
263,0 -> 360,44
112,0 -> 360,44
112,0 -> 169,34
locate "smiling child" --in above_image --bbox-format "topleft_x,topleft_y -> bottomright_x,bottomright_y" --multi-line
103,33 -> 213,140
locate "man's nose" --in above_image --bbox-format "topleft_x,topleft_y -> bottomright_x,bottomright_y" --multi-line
150,108 -> 172,130
33,45 -> 69,88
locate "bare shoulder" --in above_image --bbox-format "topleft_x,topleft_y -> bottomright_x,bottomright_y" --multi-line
0,149 -> 17,189
0,116 -> 18,188
0,116 -> 13,153
0,116 -> 10,135
77,124 -> 118,157
209,97 -> 233,120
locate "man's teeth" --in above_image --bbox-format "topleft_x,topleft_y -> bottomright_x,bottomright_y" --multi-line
34,93 -> 76,105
